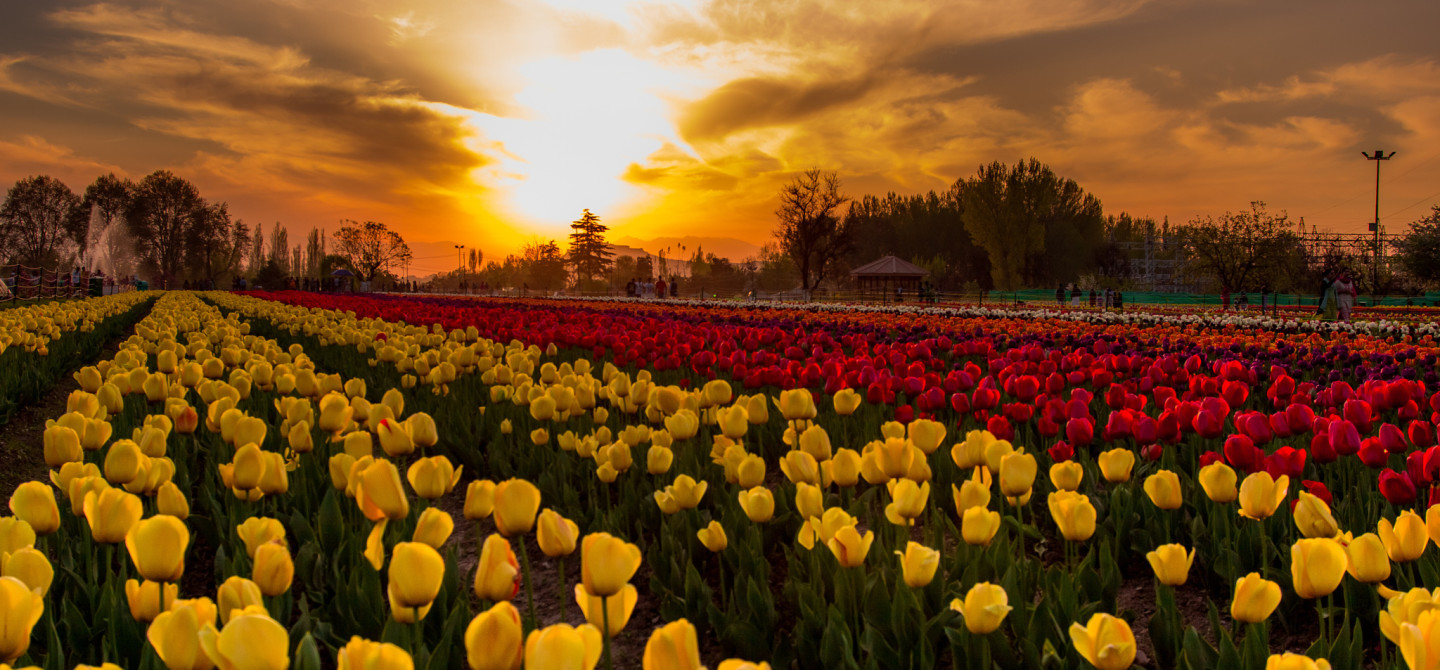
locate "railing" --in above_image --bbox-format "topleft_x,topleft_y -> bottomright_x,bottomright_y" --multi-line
0,263 -> 138,302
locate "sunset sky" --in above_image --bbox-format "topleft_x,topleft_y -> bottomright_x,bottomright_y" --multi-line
1,0 -> 1438,276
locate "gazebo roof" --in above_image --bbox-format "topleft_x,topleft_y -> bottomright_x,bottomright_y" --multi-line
849,255 -> 928,277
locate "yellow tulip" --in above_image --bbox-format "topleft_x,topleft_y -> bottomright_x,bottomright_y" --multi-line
356,459 -> 410,522
776,389 -> 817,421
962,507 -> 1001,546
0,548 -> 52,597
0,576 -> 42,661
826,525 -> 874,567
83,487 -> 143,543
697,521 -> 727,553
735,454 -> 765,489
794,483 -> 823,521
412,508 -> 454,550
1380,588 -> 1440,645
717,406 -> 749,440
647,445 -> 674,475
216,576 -> 264,625
328,453 -> 356,491
257,452 -> 288,496
389,542 -> 444,609
406,456 -> 461,500
465,479 -> 497,520
147,602 -> 212,670
951,582 -> 1012,634
896,542 -> 939,587
376,418 -> 414,457
832,388 -> 862,415
474,535 -> 519,602
1198,462 -> 1238,503
1146,543 -> 1194,586
953,472 -> 992,514
1265,652 -> 1333,670
1292,492 -> 1339,539
664,476 -> 707,511
126,514 -> 189,582
575,583 -> 639,636
8,483 -> 58,536
197,612 -> 289,670
798,425 -> 833,462
538,509 -> 579,558
466,601 -> 523,670
524,623 -> 604,670
104,439 -> 146,484
1069,613 -> 1136,670
580,532 -> 642,597
337,637 -> 413,670
493,479 -> 541,538
1290,538 -> 1347,599
125,579 -> 177,623
780,451 -> 820,485
1143,470 -> 1183,510
530,395 -> 557,421
823,449 -> 860,488
999,451 -> 1037,497
236,517 -> 287,559
1237,472 -> 1289,521
1048,491 -> 1096,542
884,479 -> 929,526
318,392 -> 354,432
343,431 -> 373,460
738,487 -> 775,523
1345,532 -> 1391,584
1379,512 -> 1430,563
229,443 -> 264,491
643,619 -> 703,670
664,410 -> 700,440
1049,461 -> 1083,492
42,425 -> 82,467
252,541 -> 293,597
1401,610 -> 1440,670
1097,449 -> 1135,483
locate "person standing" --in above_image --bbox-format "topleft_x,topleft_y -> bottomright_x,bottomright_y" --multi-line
1318,275 -> 1337,319
669,277 -> 679,298
1334,273 -> 1356,321
1056,284 -> 1066,306
655,277 -> 667,299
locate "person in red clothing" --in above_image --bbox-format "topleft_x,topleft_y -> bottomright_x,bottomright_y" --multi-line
655,277 -> 667,299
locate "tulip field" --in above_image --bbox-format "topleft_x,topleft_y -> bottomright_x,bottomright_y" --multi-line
3,290 -> 1440,670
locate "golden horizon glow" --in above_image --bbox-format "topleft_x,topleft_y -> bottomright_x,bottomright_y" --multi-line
0,0 -> 1437,265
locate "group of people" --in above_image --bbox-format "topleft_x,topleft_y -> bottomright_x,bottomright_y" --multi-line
1,265 -> 139,300
1056,284 -> 1124,311
626,277 -> 679,299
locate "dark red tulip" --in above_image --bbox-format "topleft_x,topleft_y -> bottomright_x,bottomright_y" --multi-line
949,392 -> 970,414
1329,420 -> 1362,456
1407,450 -> 1432,488
1133,416 -> 1158,446
1378,469 -> 1417,505
1157,411 -> 1181,444
1066,418 -> 1094,448
1357,438 -> 1389,468
1014,375 -> 1040,403
1003,402 -> 1033,423
1300,480 -> 1333,506
1379,423 -> 1409,455
1199,451 -> 1222,467
1224,435 -> 1261,473
1286,404 -> 1316,435
1048,441 -> 1074,462
1104,410 -> 1134,441
1222,380 -> 1250,410
1310,433 -> 1337,464
986,415 -> 1013,442
1268,412 -> 1293,439
1344,399 -> 1374,435
1193,409 -> 1224,440
1141,443 -> 1164,462
894,404 -> 915,424
1038,415 -> 1060,439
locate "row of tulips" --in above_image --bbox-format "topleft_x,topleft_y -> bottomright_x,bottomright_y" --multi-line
0,292 -> 154,426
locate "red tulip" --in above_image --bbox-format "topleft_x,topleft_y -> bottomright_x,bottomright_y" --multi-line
1133,416 -> 1158,446
1407,450 -> 1432,488
1193,409 -> 1224,440
986,415 -> 1013,442
1264,446 -> 1306,480
1344,399 -> 1373,435
1300,480 -> 1333,506
1379,423 -> 1409,455
1328,420 -> 1362,456
1223,435 -> 1261,473
1286,404 -> 1316,435
1199,450 -> 1223,467
1048,441 -> 1074,462
1378,469 -> 1417,505
1309,432 -> 1337,464
1066,418 -> 1094,448
1357,438 -> 1389,468
1222,380 -> 1250,410
1268,412 -> 1292,439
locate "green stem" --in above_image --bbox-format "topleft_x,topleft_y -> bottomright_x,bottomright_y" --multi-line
602,594 -> 614,670
517,535 -> 538,629
978,632 -> 992,670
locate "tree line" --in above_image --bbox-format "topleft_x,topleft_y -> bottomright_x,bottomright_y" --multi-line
774,158 -> 1440,296
0,172 -> 412,289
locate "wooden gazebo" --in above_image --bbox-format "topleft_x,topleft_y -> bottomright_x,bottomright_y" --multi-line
850,255 -> 928,302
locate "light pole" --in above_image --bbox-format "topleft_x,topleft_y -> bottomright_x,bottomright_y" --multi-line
1362,149 -> 1395,302
454,244 -> 465,294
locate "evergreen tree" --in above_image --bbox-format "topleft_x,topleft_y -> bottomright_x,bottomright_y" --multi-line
567,209 -> 614,285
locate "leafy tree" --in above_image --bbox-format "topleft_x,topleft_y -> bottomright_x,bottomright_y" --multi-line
1179,201 -> 1303,293
755,242 -> 799,293
332,220 -> 412,281
960,158 -> 1103,290
608,255 -> 638,290
127,170 -> 204,286
1393,206 -> 1440,288
568,209 -> 614,285
773,169 -> 852,295
185,202 -> 243,283
304,228 -> 327,279
80,174 -> 134,274
523,239 -> 568,291
635,256 -> 654,281
268,222 -> 290,275
0,175 -> 82,268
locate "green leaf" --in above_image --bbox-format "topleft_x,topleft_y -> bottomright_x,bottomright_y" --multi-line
293,633 -> 323,670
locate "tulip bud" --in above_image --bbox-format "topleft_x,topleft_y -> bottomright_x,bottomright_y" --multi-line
252,541 -> 294,596
1068,613 -> 1136,670
738,487 -> 774,523
465,602 -> 523,670
895,541 -> 939,587
951,582 -> 1012,634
